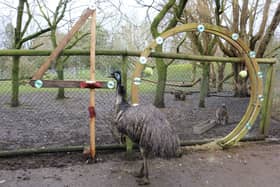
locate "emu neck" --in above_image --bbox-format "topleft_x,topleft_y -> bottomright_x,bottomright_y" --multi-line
116,85 -> 129,113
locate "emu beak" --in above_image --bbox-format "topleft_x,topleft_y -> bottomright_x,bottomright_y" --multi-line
107,73 -> 114,78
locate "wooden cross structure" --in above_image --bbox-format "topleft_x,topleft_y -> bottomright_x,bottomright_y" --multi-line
30,9 -> 267,153
30,8 -> 114,159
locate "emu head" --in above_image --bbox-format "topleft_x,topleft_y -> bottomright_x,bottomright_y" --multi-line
110,70 -> 122,86
109,70 -> 127,110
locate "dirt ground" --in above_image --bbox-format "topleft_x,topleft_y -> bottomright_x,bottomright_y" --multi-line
0,141 -> 280,187
1,91 -> 280,186
1,91 -> 279,151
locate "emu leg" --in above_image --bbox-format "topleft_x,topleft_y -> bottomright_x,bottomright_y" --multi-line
136,148 -> 150,185
133,162 -> 144,178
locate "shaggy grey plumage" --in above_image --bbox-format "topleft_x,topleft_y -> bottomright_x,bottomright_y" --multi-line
215,103 -> 229,125
110,71 -> 181,185
115,104 -> 180,158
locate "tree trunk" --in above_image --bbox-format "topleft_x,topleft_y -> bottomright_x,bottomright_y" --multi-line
11,56 -> 20,107
50,27 -> 66,99
199,63 -> 210,107
232,63 -> 248,97
11,0 -> 25,107
210,63 -> 216,88
217,63 -> 226,92
234,78 -> 248,97
154,45 -> 167,108
191,62 -> 197,82
56,59 -> 65,99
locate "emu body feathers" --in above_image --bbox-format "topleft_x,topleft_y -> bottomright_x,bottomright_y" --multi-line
110,71 -> 181,185
115,104 -> 180,158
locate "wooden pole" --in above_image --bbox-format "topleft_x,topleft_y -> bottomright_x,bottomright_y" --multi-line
121,55 -> 128,95
260,64 -> 275,136
0,135 -> 266,158
89,9 -> 96,159
31,9 -> 94,80
0,49 -> 276,64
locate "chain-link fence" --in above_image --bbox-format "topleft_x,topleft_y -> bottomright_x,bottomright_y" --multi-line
272,63 -> 280,121
0,54 -> 278,152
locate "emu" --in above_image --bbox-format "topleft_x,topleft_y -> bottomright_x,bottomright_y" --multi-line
110,71 -> 181,185
215,103 -> 229,125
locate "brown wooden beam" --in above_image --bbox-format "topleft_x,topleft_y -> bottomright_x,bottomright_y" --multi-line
31,8 -> 94,80
0,49 -> 276,64
29,80 -> 113,89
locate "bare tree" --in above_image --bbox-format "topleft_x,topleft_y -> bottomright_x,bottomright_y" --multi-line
150,0 -> 188,108
10,0 -> 51,107
218,0 -> 280,96
36,0 -> 73,99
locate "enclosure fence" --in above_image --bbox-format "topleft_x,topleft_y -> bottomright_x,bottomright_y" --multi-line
0,49 -> 278,154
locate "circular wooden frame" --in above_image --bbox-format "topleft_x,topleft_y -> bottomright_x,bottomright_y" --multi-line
131,23 -> 263,148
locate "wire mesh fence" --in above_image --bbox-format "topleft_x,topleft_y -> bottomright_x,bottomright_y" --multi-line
272,63 -> 280,121
0,54 -> 278,152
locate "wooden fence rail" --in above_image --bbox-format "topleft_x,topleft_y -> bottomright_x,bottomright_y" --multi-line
0,49 -> 276,64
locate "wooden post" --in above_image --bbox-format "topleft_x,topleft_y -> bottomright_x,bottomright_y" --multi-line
260,64 -> 275,136
121,55 -> 128,95
89,9 -> 96,159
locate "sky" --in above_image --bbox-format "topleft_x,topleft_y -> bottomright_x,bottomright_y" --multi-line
0,0 -> 151,30
0,0 -> 154,49
48,0 -> 150,28
0,0 -> 279,49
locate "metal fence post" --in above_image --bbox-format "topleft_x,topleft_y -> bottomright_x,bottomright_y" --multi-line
260,64 -> 275,136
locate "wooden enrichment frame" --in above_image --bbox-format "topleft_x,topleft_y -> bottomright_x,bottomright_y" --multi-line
30,8 -> 113,159
131,23 -> 263,148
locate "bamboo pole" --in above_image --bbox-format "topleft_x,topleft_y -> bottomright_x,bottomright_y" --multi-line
121,55 -> 128,94
0,49 -> 276,64
260,64 -> 276,135
89,10 -> 97,159
0,135 -> 266,158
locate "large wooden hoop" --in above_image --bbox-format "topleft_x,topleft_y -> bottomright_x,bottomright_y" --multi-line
131,23 -> 263,147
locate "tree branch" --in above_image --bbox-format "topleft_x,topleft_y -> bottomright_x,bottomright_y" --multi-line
14,0 -> 25,48
21,1 -> 32,37
249,0 -> 260,38
56,0 -> 69,24
240,0 -> 248,39
66,32 -> 90,49
165,0 -> 188,31
36,0 -> 52,26
19,28 -> 51,46
166,33 -> 187,66
232,0 -> 239,32
264,44 -> 280,57
150,0 -> 176,37
257,3 -> 280,57
250,0 -> 271,49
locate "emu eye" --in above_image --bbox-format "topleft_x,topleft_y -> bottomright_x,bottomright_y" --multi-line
115,73 -> 120,81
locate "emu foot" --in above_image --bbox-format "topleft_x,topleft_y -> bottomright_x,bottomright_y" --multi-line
136,177 -> 150,185
132,171 -> 144,178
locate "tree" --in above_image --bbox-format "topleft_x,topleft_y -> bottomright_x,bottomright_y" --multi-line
182,0 -> 220,107
183,0 -> 280,106
150,0 -> 188,108
218,0 -> 280,96
11,0 -> 51,106
37,0 -> 73,99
